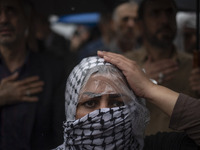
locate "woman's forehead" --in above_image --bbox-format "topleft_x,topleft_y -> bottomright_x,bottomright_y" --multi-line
81,74 -> 126,93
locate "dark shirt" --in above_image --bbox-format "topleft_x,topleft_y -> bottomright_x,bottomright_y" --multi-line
0,51 -> 66,150
144,132 -> 199,150
78,38 -> 110,61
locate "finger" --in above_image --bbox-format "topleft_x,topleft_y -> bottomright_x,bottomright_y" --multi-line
21,96 -> 39,102
189,73 -> 200,82
98,51 -> 128,62
26,81 -> 44,89
1,72 -> 19,84
28,87 -> 43,95
100,51 -> 133,65
191,68 -> 200,74
163,73 -> 175,81
97,50 -> 104,57
190,79 -> 200,87
154,60 -> 178,72
145,60 -> 178,76
17,76 -> 41,86
162,66 -> 179,76
103,55 -> 133,71
190,84 -> 200,91
189,76 -> 200,82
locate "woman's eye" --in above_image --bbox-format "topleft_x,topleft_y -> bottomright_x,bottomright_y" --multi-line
82,100 -> 98,108
110,100 -> 124,107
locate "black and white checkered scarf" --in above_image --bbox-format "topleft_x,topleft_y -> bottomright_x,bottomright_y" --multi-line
55,56 -> 149,150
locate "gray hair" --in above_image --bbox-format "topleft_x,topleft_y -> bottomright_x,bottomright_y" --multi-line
112,1 -> 138,22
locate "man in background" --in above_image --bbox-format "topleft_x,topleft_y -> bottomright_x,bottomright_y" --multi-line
78,1 -> 141,61
125,0 -> 200,135
110,1 -> 141,53
0,0 -> 66,149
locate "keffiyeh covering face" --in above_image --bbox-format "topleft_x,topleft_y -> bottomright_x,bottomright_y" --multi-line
55,56 -> 149,150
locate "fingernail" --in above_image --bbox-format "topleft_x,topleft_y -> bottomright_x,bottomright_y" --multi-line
104,56 -> 109,60
97,51 -> 103,55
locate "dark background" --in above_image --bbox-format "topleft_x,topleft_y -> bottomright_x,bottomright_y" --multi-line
29,0 -> 198,16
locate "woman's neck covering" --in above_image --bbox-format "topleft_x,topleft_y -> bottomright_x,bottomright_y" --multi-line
54,56 -> 150,150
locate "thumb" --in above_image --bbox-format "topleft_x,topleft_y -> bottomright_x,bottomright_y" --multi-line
1,72 -> 19,83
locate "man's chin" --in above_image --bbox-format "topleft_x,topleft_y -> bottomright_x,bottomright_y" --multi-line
149,38 -> 173,49
0,38 -> 16,46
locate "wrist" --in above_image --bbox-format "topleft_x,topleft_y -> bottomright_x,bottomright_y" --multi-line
143,82 -> 158,101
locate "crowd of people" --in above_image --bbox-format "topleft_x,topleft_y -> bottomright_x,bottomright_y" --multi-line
0,0 -> 200,149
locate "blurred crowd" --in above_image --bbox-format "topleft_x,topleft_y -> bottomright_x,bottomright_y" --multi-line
0,0 -> 200,149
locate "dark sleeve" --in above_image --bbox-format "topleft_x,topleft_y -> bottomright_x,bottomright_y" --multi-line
144,132 -> 199,150
170,93 -> 200,146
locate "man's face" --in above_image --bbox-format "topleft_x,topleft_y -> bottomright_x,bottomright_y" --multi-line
114,4 -> 138,40
0,0 -> 27,46
142,0 -> 177,48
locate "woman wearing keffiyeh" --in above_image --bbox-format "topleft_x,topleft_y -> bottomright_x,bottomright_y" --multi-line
55,55 -> 150,150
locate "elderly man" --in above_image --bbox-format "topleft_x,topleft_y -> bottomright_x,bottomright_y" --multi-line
110,1 -> 141,53
125,0 -> 200,136
0,0 -> 66,149
78,1 -> 140,60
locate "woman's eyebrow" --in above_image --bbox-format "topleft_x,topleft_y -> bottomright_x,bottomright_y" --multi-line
109,94 -> 126,98
82,92 -> 102,98
82,92 -> 126,98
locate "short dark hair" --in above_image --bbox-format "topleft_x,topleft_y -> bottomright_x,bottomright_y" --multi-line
18,0 -> 33,18
138,0 -> 177,20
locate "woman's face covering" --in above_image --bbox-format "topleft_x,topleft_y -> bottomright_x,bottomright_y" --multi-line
76,74 -> 130,119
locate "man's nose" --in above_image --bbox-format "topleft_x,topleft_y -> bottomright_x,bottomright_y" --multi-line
159,12 -> 170,24
127,18 -> 135,27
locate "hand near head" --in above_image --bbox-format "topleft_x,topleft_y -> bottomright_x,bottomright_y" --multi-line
98,51 -> 179,116
97,51 -> 155,99
0,72 -> 44,106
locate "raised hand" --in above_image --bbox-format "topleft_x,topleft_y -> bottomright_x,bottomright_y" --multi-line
143,57 -> 179,84
0,72 -> 44,106
97,51 -> 155,98
98,51 -> 179,116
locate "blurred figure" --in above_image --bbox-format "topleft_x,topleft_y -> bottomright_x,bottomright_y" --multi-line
0,0 -> 66,149
34,13 -> 71,58
175,12 -> 198,54
78,12 -> 115,60
34,13 -> 78,75
78,1 -> 141,61
110,1 -> 141,53
125,0 -> 200,136
69,25 -> 98,53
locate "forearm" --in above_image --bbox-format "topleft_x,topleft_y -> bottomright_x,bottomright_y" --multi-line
144,84 -> 179,116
